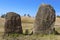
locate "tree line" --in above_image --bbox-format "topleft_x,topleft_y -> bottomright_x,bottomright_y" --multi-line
1,14 -> 31,18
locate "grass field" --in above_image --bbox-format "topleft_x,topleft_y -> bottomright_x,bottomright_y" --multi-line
0,17 -> 60,40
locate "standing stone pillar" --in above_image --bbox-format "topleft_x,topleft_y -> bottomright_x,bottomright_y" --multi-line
4,12 -> 23,35
33,4 -> 56,34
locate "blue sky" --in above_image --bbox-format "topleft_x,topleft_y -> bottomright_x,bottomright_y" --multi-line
0,0 -> 60,17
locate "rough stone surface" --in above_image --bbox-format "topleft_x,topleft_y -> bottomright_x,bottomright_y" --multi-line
4,12 -> 23,34
33,4 -> 56,34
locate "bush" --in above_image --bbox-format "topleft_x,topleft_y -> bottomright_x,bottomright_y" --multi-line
57,15 -> 60,18
1,14 -> 6,18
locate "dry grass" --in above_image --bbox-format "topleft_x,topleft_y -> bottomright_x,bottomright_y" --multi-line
0,17 -> 60,40
21,16 -> 34,23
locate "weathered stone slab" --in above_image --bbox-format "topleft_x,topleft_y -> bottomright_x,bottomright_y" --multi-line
4,12 -> 23,34
33,4 -> 56,34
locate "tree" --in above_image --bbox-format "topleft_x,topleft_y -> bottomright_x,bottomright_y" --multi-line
24,14 -> 26,16
27,14 -> 31,17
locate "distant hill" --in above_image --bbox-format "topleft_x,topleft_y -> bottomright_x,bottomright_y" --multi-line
0,16 -> 60,27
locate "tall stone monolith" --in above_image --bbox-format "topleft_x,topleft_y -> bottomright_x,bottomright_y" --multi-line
33,4 -> 56,34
